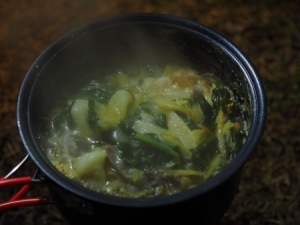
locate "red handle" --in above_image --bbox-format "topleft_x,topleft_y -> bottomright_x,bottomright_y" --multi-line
0,198 -> 49,212
0,176 -> 49,213
8,184 -> 32,202
0,176 -> 32,188
0,155 -> 50,212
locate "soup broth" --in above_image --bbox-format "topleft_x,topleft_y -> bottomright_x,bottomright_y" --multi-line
40,64 -> 247,198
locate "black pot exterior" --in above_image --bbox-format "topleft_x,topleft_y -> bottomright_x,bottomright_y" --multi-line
17,13 -> 266,224
48,169 -> 242,225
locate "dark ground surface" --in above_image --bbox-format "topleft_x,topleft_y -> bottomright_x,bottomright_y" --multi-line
0,1 -> 299,224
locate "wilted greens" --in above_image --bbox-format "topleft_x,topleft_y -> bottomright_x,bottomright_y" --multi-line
42,64 -> 247,198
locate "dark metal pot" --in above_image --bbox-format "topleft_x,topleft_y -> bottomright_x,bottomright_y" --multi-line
17,13 -> 266,225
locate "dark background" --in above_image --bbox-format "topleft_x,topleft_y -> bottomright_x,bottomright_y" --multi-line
0,1 -> 299,224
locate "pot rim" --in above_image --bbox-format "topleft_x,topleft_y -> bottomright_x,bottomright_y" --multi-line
17,13 -> 266,207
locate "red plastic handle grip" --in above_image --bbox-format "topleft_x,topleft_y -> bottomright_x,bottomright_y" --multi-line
0,198 -> 49,212
0,176 -> 32,188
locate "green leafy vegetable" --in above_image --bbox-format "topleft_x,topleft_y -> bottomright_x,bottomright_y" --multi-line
134,133 -> 181,168
43,64 -> 247,198
191,136 -> 218,170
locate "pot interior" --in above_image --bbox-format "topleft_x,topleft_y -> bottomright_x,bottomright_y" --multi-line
29,23 -> 251,121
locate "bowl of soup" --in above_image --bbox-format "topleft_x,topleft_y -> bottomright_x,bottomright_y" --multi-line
18,13 -> 266,224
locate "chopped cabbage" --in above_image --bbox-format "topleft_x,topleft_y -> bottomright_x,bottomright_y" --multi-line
72,147 -> 107,182
71,99 -> 94,139
167,111 -> 196,159
96,90 -> 133,129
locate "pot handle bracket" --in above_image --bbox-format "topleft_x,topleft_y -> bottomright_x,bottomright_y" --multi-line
0,154 -> 49,213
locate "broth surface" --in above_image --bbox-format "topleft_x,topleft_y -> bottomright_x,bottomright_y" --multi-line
40,64 -> 247,198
